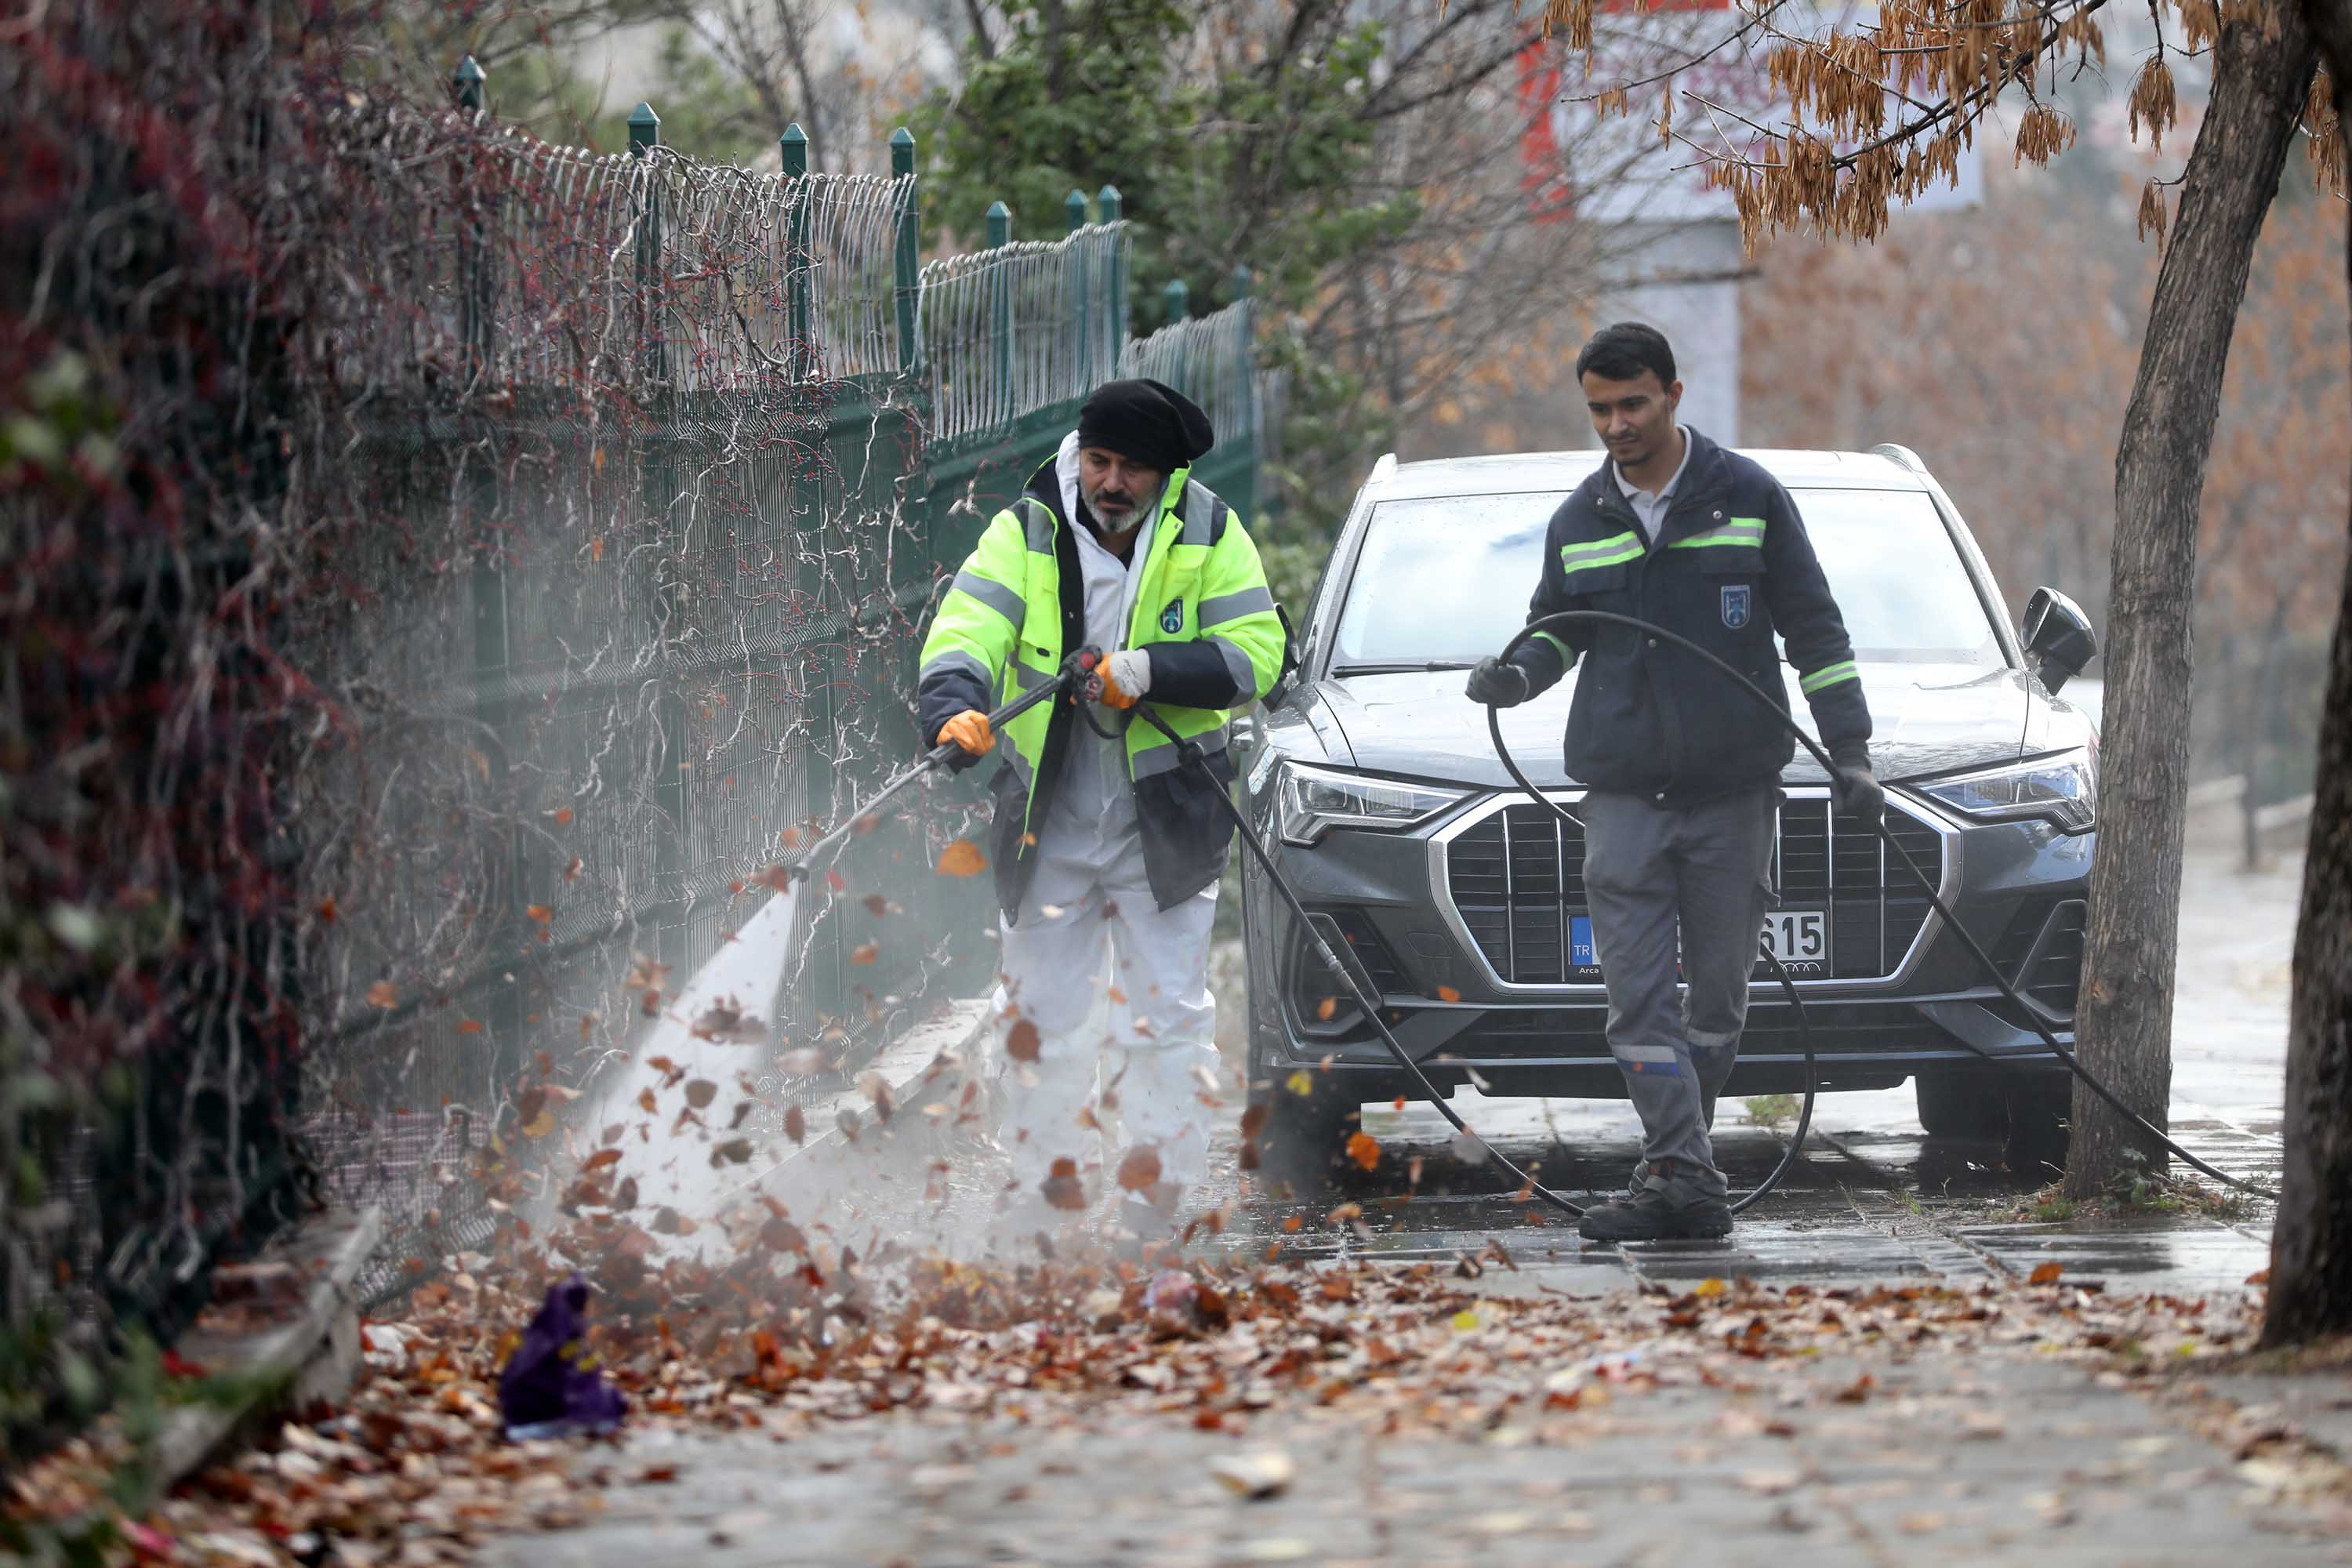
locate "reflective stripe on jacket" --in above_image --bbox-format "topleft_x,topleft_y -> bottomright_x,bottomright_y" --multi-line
1504,427 -> 1871,804
917,452 -> 1283,915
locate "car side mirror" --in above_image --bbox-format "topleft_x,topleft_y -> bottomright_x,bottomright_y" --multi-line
2021,586 -> 2097,694
1265,603 -> 1303,708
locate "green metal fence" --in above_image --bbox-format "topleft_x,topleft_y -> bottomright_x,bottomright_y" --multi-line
292,67 -> 1268,1304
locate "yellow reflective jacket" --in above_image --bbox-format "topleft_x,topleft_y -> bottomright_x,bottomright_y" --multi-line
918,456 -> 1283,916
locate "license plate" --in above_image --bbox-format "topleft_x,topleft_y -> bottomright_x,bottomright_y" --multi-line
1759,909 -> 1829,969
1566,912 -> 1826,975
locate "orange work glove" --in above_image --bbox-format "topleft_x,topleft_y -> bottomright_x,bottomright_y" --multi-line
1089,648 -> 1152,710
937,710 -> 995,759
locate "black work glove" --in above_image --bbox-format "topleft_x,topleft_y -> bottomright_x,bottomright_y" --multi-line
1830,740 -> 1885,825
1466,656 -> 1531,708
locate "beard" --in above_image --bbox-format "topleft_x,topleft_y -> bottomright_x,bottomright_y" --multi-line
1084,484 -> 1141,527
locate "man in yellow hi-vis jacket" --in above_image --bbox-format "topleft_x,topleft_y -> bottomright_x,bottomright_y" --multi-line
917,379 -> 1283,1246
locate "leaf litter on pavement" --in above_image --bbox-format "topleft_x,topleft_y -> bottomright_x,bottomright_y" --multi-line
11,967 -> 2340,1563
14,1196 -> 2333,1566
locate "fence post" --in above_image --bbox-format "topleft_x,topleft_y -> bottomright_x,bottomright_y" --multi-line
630,101 -> 689,973
1099,184 -> 1127,350
455,54 -> 524,1085
1163,278 -> 1189,394
454,56 -> 489,383
1230,264 -> 1260,520
782,123 -> 812,383
986,201 -> 1012,424
891,127 -> 920,374
1066,189 -> 1091,394
630,103 -> 664,387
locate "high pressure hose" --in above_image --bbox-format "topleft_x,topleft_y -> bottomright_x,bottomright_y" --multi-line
1491,610 -> 2278,1201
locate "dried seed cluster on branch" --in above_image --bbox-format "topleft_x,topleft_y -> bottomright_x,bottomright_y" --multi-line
1553,0 -> 2339,246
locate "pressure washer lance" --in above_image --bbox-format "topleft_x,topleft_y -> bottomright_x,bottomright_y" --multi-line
782,647 -> 1105,882
1125,699 -> 1820,1221
1487,610 -> 2277,1203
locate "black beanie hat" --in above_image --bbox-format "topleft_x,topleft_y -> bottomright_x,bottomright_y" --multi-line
1076,377 -> 1215,474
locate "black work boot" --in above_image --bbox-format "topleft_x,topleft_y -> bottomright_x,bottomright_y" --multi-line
1578,1178 -> 1733,1242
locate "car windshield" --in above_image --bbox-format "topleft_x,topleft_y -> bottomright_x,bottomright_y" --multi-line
1328,487 -> 2004,670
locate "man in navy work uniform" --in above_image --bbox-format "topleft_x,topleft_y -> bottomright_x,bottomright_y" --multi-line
1466,323 -> 1884,1242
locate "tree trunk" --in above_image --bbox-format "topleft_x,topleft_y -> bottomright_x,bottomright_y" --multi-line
2067,9 -> 2317,1200
2264,0 -> 2352,1349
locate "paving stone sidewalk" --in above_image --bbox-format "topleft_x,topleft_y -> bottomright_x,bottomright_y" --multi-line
475,1314 -> 2351,1568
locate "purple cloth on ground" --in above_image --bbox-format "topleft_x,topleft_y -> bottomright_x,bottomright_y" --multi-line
497,1272 -> 626,1438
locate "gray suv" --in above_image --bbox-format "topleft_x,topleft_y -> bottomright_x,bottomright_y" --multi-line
1236,445 -> 2101,1185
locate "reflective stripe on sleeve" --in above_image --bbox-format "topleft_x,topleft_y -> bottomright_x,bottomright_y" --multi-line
1198,584 -> 1275,626
1179,479 -> 1226,546
1207,634 -> 1255,697
1800,660 -> 1860,695
1018,497 -> 1056,554
920,648 -> 991,690
952,568 -> 1025,629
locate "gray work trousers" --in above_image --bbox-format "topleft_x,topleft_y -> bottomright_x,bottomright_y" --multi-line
1579,786 -> 1780,1196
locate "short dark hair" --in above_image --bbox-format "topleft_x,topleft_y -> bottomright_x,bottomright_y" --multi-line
1576,321 -> 1676,388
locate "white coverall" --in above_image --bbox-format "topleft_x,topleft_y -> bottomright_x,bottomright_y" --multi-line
990,433 -> 1221,1196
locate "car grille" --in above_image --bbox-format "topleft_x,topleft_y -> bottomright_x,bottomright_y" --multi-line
1987,895 -> 2086,1015
1443,796 -> 1945,985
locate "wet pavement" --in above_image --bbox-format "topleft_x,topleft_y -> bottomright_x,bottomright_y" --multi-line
1116,844 -> 2288,1301
464,848 -> 2336,1568
741,844 -> 2296,1308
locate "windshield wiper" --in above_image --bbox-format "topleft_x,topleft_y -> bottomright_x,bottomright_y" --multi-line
1330,660 -> 1475,676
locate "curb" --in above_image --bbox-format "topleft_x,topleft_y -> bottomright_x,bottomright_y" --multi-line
153,1205 -> 383,1491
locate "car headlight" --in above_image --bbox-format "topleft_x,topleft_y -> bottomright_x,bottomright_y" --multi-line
1274,760 -> 1465,847
1911,747 -> 2096,833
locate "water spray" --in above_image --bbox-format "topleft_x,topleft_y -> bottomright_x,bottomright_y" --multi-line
579,646 -> 1108,1229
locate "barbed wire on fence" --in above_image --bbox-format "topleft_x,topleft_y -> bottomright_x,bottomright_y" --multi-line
919,224 -> 1131,444
1119,302 -> 1258,458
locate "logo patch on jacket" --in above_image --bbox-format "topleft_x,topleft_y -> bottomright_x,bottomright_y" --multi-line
1159,598 -> 1185,635
1721,584 -> 1752,630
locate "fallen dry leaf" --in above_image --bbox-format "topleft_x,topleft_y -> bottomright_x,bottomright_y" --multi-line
1116,1146 -> 1163,1193
1006,1019 -> 1042,1062
1346,1131 -> 1381,1172
2029,1261 -> 2064,1286
1042,1157 -> 1087,1210
935,838 -> 988,877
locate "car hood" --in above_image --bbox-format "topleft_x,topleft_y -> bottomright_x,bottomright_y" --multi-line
1301,663 -> 2091,789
